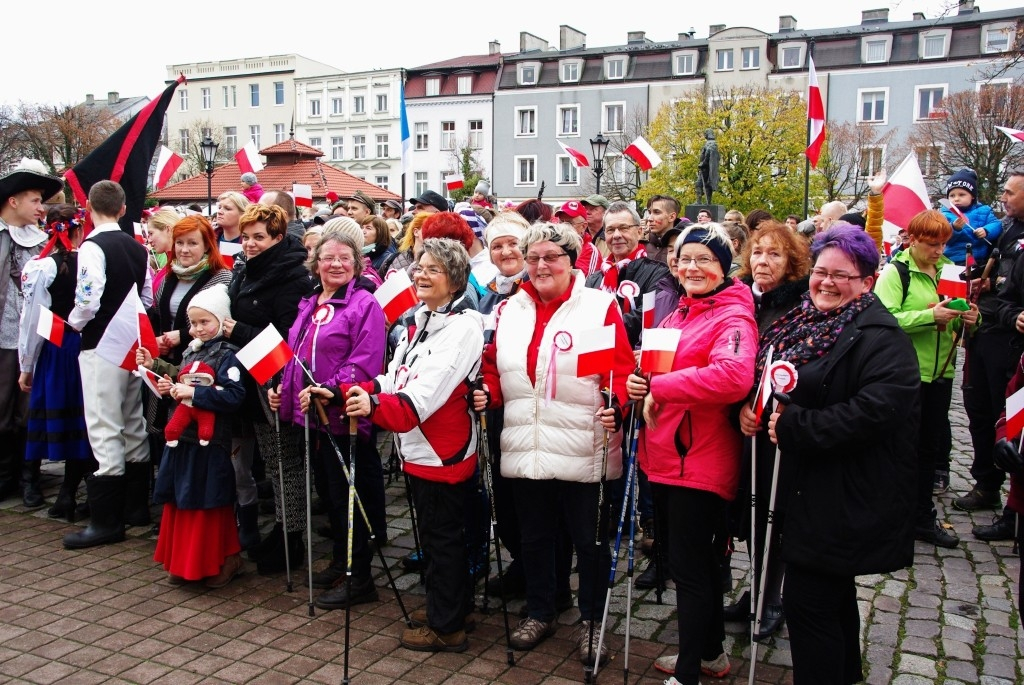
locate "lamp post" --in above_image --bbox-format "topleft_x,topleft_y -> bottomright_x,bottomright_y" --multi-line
590,133 -> 609,196
199,135 -> 219,216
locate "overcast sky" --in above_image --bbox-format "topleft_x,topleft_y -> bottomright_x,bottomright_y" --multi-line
5,0 -> 1020,106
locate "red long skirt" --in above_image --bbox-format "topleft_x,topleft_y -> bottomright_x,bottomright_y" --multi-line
153,504 -> 241,580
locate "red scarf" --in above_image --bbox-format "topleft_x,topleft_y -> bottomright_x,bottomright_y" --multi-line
600,244 -> 647,292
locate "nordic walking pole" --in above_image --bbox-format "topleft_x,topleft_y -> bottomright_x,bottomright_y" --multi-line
403,467 -> 425,585
342,414 -> 356,685
749,390 -> 791,685
622,411 -> 641,685
276,406 -> 295,595
585,370 -> 613,685
298,410 -> 310,614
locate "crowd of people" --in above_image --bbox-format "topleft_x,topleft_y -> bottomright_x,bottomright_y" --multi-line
3,155 -> 1024,684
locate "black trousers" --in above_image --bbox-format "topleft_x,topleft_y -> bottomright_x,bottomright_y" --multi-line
963,331 -> 1021,492
784,564 -> 863,685
916,379 -> 952,527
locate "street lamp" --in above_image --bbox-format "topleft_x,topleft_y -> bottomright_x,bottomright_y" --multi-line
590,133 -> 609,196
199,135 -> 219,216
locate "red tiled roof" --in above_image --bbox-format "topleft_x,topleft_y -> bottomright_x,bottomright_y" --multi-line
405,69 -> 499,98
259,139 -> 324,157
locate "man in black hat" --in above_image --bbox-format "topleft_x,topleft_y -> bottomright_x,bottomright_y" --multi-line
382,199 -> 404,221
408,190 -> 448,214
0,160 -> 63,507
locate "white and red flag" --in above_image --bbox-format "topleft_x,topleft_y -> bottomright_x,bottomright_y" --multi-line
374,269 -> 419,325
236,324 -> 293,385
805,57 -> 826,168
36,305 -> 65,347
95,289 -> 159,370
234,139 -> 264,174
137,365 -> 163,397
641,291 -> 657,329
622,136 -> 662,171
557,141 -> 590,168
996,126 -> 1024,143
937,264 -> 968,299
154,145 -> 184,190
640,327 -> 681,375
752,345 -> 774,425
1007,385 -> 1024,438
939,198 -> 972,229
292,183 -> 313,208
133,222 -> 146,244
444,174 -> 465,191
575,325 -> 615,377
881,153 -> 931,245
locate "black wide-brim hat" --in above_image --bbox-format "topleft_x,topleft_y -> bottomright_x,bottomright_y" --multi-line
0,161 -> 64,205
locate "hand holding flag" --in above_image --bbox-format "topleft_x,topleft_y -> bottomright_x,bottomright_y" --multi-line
36,305 -> 66,347
235,324 -> 293,385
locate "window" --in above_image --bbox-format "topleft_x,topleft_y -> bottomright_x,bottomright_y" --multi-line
201,88 -> 211,110
309,136 -> 320,150
858,146 -> 884,177
606,155 -> 627,184
985,24 -> 1014,53
858,89 -> 888,124
375,176 -> 389,190
673,51 -> 696,76
558,105 -> 580,136
354,96 -> 365,114
780,45 -> 802,69
557,156 -> 578,185
716,49 -> 734,71
514,156 -> 537,186
178,129 -> 189,155
222,85 -> 236,108
979,80 -> 1012,116
274,82 -> 285,105
376,94 -> 388,112
223,127 -> 237,154
923,35 -> 945,59
331,137 -> 344,160
250,84 -> 260,107
516,107 -> 537,137
518,63 -> 538,86
414,122 -> 428,150
249,125 -> 260,149
376,134 -> 389,158
426,78 -> 440,96
353,135 -> 366,159
603,103 -> 624,134
441,121 -> 456,150
414,172 -> 428,196
468,120 -> 483,149
274,123 -> 285,143
741,47 -> 760,70
179,89 -> 188,111
917,146 -> 942,177
605,57 -> 625,79
457,76 -> 472,94
310,99 -> 321,116
915,85 -> 945,120
332,97 -> 343,115
561,61 -> 580,82
863,37 -> 891,63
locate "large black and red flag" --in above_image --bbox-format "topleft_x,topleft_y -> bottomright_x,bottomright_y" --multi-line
65,74 -> 185,235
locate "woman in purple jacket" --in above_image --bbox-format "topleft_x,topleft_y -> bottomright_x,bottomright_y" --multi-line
269,223 -> 388,610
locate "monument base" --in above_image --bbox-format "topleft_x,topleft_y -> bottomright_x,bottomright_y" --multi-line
685,204 -> 726,223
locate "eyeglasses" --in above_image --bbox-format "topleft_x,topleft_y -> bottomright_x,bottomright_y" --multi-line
525,252 -> 569,265
318,256 -> 355,266
412,265 -> 445,276
676,255 -> 717,267
604,224 -> 638,234
810,268 -> 863,284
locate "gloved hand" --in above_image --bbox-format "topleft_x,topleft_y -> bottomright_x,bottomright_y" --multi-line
993,438 -> 1024,475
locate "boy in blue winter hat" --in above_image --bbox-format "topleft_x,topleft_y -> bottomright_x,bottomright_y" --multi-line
941,167 -> 1001,265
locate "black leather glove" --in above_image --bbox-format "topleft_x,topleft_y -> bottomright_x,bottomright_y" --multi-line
993,438 -> 1024,475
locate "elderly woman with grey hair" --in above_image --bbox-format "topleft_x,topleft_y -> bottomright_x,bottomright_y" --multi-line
240,172 -> 263,204
304,237 -> 484,653
216,191 -> 249,243
474,221 -> 634,664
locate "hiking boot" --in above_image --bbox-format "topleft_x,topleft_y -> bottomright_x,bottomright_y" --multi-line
655,652 -> 731,678
307,560 -> 347,589
509,617 -> 557,650
932,469 -> 949,495
973,515 -> 1016,541
915,520 -> 960,549
640,517 -> 655,555
574,620 -> 609,666
953,487 -> 1001,512
400,625 -> 468,653
314,577 -> 378,610
205,554 -> 244,589
410,608 -> 476,633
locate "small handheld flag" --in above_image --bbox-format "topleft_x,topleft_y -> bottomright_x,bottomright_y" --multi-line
575,325 -> 615,377
374,269 -> 419,325
36,305 -> 65,347
234,139 -> 264,174
622,136 -> 662,171
235,325 -> 293,385
639,328 -> 681,375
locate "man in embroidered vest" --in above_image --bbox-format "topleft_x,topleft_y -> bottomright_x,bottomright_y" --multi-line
64,181 -> 153,549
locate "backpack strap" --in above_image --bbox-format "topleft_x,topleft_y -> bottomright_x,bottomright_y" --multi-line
891,259 -> 911,305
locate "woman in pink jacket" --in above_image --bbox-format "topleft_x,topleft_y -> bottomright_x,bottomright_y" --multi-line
626,224 -> 757,685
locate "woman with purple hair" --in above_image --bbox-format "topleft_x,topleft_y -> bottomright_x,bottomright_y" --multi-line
751,225 -> 920,684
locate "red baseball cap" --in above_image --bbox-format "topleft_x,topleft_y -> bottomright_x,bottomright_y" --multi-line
556,200 -> 587,220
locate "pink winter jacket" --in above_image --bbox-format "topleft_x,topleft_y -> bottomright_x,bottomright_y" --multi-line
639,278 -> 757,501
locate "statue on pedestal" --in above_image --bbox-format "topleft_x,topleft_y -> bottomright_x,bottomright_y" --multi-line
696,129 -> 720,205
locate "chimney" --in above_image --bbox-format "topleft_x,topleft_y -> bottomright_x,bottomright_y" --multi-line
520,31 -> 549,52
678,30 -> 696,41
913,12 -> 925,20
85,94 -> 95,106
627,31 -> 646,44
861,8 -> 889,24
107,91 -> 119,105
559,25 -> 586,51
779,15 -> 797,32
489,40 -> 501,55
958,0 -> 976,14
709,24 -> 725,36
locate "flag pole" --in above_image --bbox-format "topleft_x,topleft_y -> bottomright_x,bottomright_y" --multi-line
802,42 -> 816,220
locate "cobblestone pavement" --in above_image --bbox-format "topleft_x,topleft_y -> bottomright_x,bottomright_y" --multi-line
0,361 -> 1021,684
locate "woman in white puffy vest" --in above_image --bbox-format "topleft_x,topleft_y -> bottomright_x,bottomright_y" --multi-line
475,221 -> 634,664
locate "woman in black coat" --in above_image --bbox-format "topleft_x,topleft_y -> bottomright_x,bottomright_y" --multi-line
224,203 -> 313,574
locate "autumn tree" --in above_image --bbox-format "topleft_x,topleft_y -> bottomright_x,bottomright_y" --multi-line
0,105 -> 23,171
644,86 -> 820,217
446,139 -> 487,203
15,103 -> 120,174
816,120 -> 904,205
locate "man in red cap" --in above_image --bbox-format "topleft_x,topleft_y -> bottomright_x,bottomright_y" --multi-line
555,201 -> 599,276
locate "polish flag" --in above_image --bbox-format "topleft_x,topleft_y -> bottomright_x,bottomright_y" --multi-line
153,145 -> 184,189
234,139 -> 264,174
996,126 -> 1024,143
293,183 -> 313,208
752,345 -> 774,425
133,222 -> 146,244
881,153 -> 930,245
445,174 -> 465,191
937,264 -> 968,299
639,327 -> 681,375
622,136 -> 662,171
939,198 -> 972,229
374,269 -> 419,324
95,289 -> 159,370
137,365 -> 163,397
641,291 -> 657,329
558,141 -> 590,168
235,324 -> 293,385
1007,385 -> 1024,438
805,57 -> 826,168
575,325 -> 615,378
36,305 -> 65,347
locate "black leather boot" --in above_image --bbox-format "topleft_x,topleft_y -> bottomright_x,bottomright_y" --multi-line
63,475 -> 127,549
21,459 -> 45,509
0,431 -> 23,501
256,528 -> 305,575
48,459 -> 87,521
123,462 -> 152,527
237,503 -> 261,551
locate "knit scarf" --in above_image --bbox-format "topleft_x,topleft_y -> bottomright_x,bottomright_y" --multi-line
170,254 -> 211,281
600,244 -> 647,292
755,291 -> 876,383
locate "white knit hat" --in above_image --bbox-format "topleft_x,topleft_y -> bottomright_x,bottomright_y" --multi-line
322,216 -> 365,253
484,212 -> 529,249
187,284 -> 231,330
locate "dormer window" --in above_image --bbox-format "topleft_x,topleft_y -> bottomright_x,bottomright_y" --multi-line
984,22 -> 1016,53
518,62 -> 539,86
920,29 -> 951,59
862,36 -> 892,64
778,41 -> 806,69
425,78 -> 440,96
604,56 -> 626,79
560,60 -> 582,83
672,50 -> 697,76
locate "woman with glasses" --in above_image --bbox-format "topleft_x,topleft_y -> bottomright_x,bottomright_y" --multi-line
759,225 -> 919,684
474,222 -> 634,664
626,224 -> 757,684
